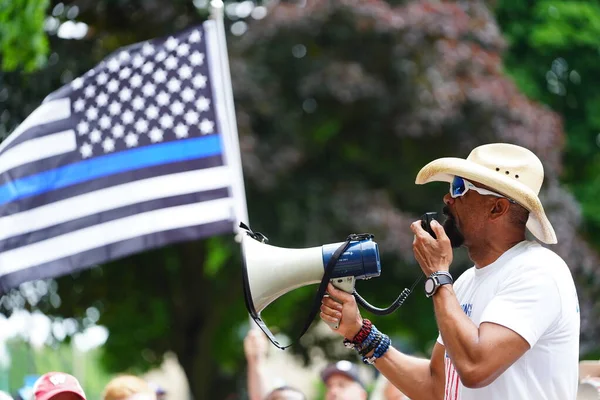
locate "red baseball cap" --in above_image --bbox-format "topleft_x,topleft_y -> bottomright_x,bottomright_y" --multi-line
33,372 -> 86,400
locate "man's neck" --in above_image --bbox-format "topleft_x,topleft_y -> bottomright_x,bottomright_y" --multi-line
467,237 -> 526,269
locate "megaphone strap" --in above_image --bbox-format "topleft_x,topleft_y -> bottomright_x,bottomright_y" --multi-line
292,236 -> 355,346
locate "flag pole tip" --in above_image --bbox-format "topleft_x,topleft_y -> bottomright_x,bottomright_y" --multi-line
211,0 -> 224,9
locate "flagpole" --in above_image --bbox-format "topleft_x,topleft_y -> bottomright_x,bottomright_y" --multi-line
207,0 -> 259,332
209,0 -> 249,238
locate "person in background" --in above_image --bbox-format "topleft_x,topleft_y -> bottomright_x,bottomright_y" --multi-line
102,375 -> 156,400
244,328 -> 272,400
371,374 -> 410,400
245,329 -> 368,400
244,329 -> 306,400
576,380 -> 600,400
382,380 -> 409,400
32,372 -> 86,400
320,361 -> 368,400
264,386 -> 306,400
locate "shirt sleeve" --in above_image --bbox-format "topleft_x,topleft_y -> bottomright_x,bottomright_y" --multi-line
479,266 -> 561,347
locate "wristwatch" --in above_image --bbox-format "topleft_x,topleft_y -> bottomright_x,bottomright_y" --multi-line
424,271 -> 453,298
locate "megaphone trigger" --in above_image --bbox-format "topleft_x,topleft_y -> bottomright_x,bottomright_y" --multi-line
331,276 -> 356,293
325,276 -> 356,330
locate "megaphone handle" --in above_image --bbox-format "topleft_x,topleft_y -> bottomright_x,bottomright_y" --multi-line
326,276 -> 356,330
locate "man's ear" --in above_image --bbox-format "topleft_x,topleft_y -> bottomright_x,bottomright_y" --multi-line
490,198 -> 511,220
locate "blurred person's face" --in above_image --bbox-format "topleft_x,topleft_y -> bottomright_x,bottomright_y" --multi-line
384,382 -> 409,400
325,374 -> 367,400
48,394 -> 84,400
125,394 -> 156,400
265,389 -> 305,400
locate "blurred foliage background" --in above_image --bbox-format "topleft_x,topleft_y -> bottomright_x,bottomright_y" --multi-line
1,0 -> 600,399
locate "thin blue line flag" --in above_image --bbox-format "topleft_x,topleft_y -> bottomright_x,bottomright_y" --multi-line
0,23 -> 241,294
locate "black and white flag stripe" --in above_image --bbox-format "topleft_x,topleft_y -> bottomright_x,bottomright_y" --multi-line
0,21 -> 242,293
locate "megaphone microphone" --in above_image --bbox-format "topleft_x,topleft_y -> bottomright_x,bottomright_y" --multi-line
239,223 -> 415,349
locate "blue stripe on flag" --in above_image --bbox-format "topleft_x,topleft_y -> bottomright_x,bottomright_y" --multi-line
0,156 -> 224,218
0,135 -> 222,206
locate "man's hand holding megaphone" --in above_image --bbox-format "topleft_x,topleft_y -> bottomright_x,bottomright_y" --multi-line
320,218 -> 453,338
320,283 -> 364,340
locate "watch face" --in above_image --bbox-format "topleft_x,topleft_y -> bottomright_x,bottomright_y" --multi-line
425,277 -> 435,294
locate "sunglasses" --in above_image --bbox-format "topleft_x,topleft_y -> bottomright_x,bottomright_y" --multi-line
450,176 -> 515,203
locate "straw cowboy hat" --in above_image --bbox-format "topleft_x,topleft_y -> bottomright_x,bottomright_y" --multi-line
415,143 -> 557,244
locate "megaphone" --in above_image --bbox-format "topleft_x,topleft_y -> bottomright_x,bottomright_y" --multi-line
242,232 -> 381,315
240,223 -> 413,349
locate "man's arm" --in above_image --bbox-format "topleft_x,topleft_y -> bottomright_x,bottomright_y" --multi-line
374,341 -> 446,400
412,220 -> 535,388
432,285 -> 530,388
321,285 -> 445,400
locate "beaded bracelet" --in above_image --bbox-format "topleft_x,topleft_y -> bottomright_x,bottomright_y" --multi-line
359,329 -> 382,356
362,334 -> 391,365
340,321 -> 391,365
343,319 -> 372,349
352,319 -> 372,343
357,326 -> 379,354
374,335 -> 391,358
344,322 -> 375,350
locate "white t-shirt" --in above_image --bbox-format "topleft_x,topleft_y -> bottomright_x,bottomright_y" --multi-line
438,241 -> 580,400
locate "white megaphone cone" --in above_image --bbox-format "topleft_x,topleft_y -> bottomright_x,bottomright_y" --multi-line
242,234 -> 327,313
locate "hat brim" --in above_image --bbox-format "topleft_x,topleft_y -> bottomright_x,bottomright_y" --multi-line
37,389 -> 86,400
415,157 -> 557,244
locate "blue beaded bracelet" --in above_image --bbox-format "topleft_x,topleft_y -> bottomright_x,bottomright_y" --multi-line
374,335 -> 391,359
362,334 -> 391,365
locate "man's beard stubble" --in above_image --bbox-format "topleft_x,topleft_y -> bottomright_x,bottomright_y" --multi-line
443,206 -> 465,248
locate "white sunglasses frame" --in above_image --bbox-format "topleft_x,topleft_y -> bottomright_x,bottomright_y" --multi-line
450,177 -> 512,201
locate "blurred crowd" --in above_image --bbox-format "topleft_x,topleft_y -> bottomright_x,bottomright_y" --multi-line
0,373 -> 166,400
243,328 -> 408,400
1,328 -> 598,400
243,329 -> 600,400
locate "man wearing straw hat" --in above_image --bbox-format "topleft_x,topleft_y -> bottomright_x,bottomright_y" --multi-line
321,143 -> 581,400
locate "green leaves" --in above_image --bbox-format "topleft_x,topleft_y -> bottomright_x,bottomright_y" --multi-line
530,2 -> 600,49
203,237 -> 232,278
312,119 -> 341,146
497,0 -> 600,356
0,0 -> 50,72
